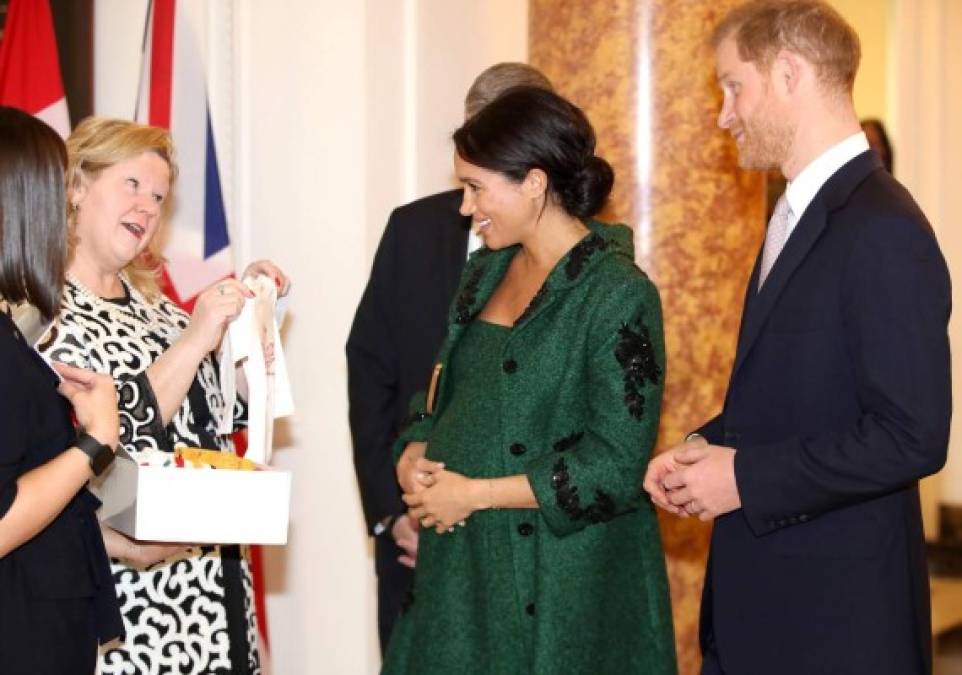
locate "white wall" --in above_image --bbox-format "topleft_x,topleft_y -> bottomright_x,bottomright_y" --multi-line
364,0 -> 530,256
95,1 -> 526,672
890,0 -> 962,530
93,0 -> 148,120
828,0 -> 890,122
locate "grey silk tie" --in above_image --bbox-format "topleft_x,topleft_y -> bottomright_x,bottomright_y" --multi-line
758,193 -> 793,290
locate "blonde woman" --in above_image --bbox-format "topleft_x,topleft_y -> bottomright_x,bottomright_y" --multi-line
39,117 -> 289,675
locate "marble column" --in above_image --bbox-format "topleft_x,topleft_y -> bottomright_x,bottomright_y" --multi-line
529,2 -> 765,672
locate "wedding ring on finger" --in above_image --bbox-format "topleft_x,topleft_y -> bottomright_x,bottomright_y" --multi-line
458,520 -> 467,527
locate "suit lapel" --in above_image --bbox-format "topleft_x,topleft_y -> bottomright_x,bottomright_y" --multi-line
730,151 -> 882,382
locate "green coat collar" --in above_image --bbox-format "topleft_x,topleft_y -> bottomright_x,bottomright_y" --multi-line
449,219 -> 635,327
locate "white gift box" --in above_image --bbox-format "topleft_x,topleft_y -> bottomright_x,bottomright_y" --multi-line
86,274 -> 295,546
91,448 -> 292,545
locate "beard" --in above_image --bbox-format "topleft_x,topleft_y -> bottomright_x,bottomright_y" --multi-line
733,95 -> 795,172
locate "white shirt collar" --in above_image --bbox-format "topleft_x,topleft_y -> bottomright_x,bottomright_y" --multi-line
784,131 -> 870,233
467,228 -> 483,257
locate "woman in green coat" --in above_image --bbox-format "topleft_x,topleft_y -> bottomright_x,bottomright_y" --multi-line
383,87 -> 676,675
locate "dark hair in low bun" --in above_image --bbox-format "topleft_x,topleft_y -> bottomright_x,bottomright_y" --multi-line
558,155 -> 614,219
453,87 -> 613,219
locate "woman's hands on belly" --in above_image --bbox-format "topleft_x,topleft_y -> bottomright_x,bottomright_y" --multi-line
403,467 -> 481,533
397,441 -> 442,495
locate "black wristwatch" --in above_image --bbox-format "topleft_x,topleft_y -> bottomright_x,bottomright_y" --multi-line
72,432 -> 116,476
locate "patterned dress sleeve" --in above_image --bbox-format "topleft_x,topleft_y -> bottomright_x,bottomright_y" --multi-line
40,310 -> 171,454
232,393 -> 248,431
525,275 -> 665,537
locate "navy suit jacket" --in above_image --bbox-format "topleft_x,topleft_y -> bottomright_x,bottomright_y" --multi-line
698,151 -> 951,675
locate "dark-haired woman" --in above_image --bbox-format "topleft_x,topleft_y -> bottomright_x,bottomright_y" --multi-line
0,107 -> 123,673
383,87 -> 676,674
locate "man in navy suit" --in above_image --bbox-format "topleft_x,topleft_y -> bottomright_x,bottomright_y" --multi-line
347,63 -> 553,653
644,2 -> 951,674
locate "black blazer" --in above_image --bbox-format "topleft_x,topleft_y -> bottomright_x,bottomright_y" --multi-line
347,189 -> 470,534
0,312 -> 122,674
698,151 -> 951,675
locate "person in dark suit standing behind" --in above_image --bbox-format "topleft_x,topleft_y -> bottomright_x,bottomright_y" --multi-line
644,2 -> 951,674
347,62 -> 553,652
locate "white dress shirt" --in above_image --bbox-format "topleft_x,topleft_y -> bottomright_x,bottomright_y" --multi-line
784,131 -> 870,238
467,228 -> 483,257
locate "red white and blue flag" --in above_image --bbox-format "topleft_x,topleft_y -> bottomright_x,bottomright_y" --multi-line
0,0 -> 70,137
136,0 -> 232,311
137,0 -> 271,653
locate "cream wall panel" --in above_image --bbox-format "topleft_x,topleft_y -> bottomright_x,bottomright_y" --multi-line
890,0 -> 961,534
413,0 -> 529,200
829,0 -> 890,122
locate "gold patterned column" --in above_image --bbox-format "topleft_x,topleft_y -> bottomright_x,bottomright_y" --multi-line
529,2 -> 764,673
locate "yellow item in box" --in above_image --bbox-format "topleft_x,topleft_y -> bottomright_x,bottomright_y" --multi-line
175,447 -> 259,471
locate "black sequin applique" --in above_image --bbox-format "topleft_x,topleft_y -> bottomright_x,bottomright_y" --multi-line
564,234 -> 608,280
516,284 -> 548,326
615,320 -> 661,419
455,265 -> 485,324
553,431 -> 584,452
551,458 -> 616,523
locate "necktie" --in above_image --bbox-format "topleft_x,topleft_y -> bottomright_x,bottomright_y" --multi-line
758,193 -> 793,289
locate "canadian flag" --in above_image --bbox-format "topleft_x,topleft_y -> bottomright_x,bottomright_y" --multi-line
0,0 -> 69,138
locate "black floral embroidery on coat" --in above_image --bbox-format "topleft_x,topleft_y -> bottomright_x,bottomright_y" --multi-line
551,458 -> 616,523
455,265 -> 485,324
564,234 -> 609,280
516,284 -> 548,326
400,410 -> 429,432
553,431 -> 584,452
614,320 -> 662,419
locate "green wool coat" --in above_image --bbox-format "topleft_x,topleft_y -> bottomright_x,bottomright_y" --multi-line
383,221 -> 677,675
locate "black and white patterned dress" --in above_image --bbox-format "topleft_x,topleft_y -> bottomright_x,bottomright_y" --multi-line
39,276 -> 260,675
